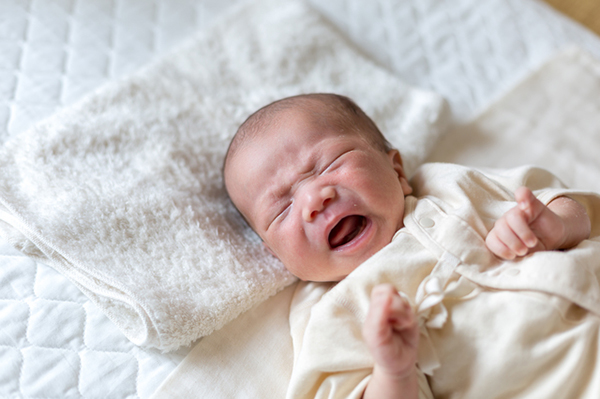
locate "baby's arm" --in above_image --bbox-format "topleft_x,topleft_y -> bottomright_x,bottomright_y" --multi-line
486,186 -> 591,260
362,284 -> 419,399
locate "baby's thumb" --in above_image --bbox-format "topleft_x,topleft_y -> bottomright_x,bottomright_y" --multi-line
515,186 -> 544,224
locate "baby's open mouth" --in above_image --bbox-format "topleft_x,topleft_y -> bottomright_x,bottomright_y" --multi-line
328,215 -> 367,249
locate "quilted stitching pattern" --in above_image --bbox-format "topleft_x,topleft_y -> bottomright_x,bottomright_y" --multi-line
0,1 -> 235,397
0,0 -> 235,142
308,0 -> 600,121
0,225 -> 190,398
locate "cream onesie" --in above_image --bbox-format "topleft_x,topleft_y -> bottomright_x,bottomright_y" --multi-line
286,163 -> 600,399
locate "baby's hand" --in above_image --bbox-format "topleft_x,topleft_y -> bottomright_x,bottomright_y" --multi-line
362,284 -> 419,379
486,186 -> 586,260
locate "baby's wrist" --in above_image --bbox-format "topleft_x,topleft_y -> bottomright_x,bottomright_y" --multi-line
373,362 -> 416,382
548,197 -> 591,249
364,365 -> 418,399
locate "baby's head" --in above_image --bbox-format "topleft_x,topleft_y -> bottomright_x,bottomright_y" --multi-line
224,93 -> 412,281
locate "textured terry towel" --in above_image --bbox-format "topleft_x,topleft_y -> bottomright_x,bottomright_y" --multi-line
0,0 -> 447,351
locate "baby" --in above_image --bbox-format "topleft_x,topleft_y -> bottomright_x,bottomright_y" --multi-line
224,93 -> 596,398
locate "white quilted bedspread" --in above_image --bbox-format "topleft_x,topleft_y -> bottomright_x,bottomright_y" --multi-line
309,0 -> 600,121
2,0 -> 600,398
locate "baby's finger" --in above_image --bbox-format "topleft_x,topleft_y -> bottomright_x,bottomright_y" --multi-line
370,284 -> 397,308
389,297 -> 419,348
493,217 -> 530,257
486,228 -> 514,259
364,285 -> 396,342
504,207 -> 539,249
514,187 -> 545,224
387,293 -> 415,331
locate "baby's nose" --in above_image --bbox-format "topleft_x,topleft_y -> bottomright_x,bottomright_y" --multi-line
302,186 -> 336,222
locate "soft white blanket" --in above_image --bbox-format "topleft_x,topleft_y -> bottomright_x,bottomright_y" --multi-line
0,0 -> 446,350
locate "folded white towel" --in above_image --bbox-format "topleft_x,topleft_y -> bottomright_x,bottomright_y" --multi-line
0,0 -> 447,351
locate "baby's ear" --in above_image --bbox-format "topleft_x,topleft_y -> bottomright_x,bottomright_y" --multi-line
387,149 -> 413,195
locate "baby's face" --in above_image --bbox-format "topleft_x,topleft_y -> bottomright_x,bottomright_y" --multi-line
225,109 -> 412,281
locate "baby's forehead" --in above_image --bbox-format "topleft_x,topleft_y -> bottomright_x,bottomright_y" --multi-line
226,95 -> 381,177
233,102 -> 330,150
255,98 -> 335,131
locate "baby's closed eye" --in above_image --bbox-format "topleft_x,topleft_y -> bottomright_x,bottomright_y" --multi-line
276,202 -> 292,220
320,149 -> 354,175
266,201 -> 292,230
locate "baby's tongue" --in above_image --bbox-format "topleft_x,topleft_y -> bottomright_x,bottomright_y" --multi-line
329,215 -> 364,248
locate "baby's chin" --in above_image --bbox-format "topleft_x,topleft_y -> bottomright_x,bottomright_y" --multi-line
286,222 -> 399,282
290,252 -> 380,282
